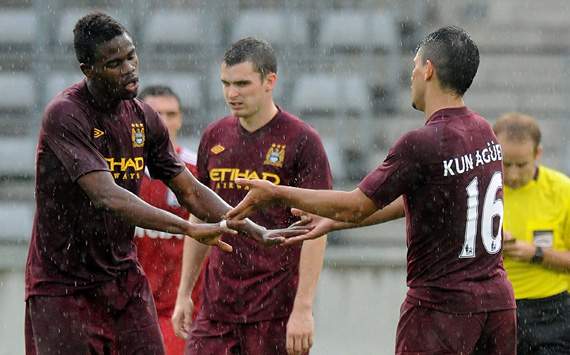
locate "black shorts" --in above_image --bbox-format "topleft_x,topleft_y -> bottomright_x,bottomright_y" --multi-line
517,291 -> 570,355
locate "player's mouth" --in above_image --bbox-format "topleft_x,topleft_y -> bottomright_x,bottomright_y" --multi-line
123,77 -> 139,93
229,102 -> 243,109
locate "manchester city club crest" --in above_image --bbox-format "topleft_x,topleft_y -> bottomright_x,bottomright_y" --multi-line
131,123 -> 145,148
263,144 -> 286,168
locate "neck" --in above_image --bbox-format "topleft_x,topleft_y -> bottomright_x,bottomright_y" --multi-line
86,80 -> 120,111
423,89 -> 465,122
238,102 -> 278,133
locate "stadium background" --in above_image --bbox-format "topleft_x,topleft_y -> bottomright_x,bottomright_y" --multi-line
0,0 -> 569,353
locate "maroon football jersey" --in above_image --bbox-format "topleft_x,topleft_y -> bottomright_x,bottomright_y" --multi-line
197,108 -> 332,322
25,80 -> 184,299
359,107 -> 515,313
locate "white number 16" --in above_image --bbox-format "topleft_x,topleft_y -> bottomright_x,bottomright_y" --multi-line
459,172 -> 503,258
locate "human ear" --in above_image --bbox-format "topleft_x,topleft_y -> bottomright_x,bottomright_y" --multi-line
535,144 -> 543,161
424,60 -> 434,80
265,73 -> 277,92
80,63 -> 94,78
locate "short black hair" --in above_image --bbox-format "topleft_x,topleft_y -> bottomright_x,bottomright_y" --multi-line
73,11 -> 128,65
139,85 -> 181,106
416,26 -> 479,96
223,37 -> 277,78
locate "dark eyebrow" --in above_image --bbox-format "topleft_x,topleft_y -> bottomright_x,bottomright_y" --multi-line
104,47 -> 136,65
220,79 -> 251,85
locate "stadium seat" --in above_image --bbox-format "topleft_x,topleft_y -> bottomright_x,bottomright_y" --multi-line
474,54 -> 564,91
318,10 -> 398,52
46,72 -> 84,101
291,74 -> 370,115
0,73 -> 35,110
231,10 -> 309,46
0,202 -> 34,241
142,11 -> 213,49
437,0 -> 570,27
140,73 -> 203,110
0,9 -> 37,47
58,9 -> 132,44
0,137 -> 35,177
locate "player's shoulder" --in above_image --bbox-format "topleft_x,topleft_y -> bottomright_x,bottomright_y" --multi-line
397,126 -> 431,147
178,146 -> 198,165
43,89 -> 88,127
278,109 -> 323,138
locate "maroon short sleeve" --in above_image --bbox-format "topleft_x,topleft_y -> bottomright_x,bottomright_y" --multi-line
358,131 -> 422,209
290,126 -> 333,190
43,100 -> 109,181
139,101 -> 185,182
196,127 -> 212,186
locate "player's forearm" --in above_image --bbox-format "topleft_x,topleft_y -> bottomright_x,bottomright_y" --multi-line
542,249 -> 570,272
80,171 -> 195,235
343,196 -> 405,228
275,186 -> 375,223
293,237 -> 327,310
99,187 -> 194,235
176,178 -> 232,223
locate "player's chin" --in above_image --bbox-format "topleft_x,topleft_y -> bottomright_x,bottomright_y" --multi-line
229,107 -> 244,116
120,88 -> 138,100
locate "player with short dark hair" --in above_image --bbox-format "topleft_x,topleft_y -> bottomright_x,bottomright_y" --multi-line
172,37 -> 332,355
24,13 -> 306,355
228,26 -> 517,354
494,112 -> 570,354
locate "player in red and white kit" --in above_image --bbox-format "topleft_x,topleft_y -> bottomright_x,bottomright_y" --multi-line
135,85 -> 205,354
228,26 -> 517,354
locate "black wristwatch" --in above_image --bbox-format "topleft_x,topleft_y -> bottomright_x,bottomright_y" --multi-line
531,246 -> 544,264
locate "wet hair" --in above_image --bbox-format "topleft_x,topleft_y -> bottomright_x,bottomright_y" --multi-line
73,11 -> 127,65
493,112 -> 542,150
139,85 -> 181,107
223,37 -> 277,79
416,26 -> 479,96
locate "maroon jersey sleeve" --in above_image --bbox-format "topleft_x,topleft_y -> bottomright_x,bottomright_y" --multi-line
196,126 -> 213,185
290,126 -> 333,190
138,100 -> 185,181
42,100 -> 110,182
358,130 -> 423,208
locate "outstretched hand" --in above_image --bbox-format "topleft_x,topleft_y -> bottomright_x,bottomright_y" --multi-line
190,220 -> 242,252
282,208 -> 336,246
248,218 -> 313,247
226,178 -> 280,220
